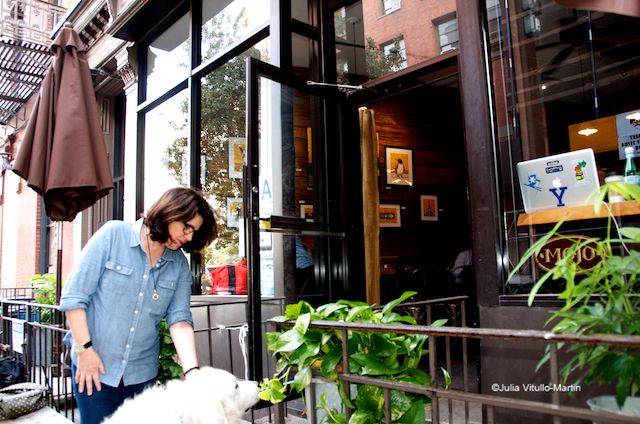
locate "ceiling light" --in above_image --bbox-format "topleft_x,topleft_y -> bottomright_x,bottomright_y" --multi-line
577,128 -> 598,136
625,112 -> 640,120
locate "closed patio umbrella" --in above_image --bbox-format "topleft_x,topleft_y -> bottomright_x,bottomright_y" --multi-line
12,22 -> 113,302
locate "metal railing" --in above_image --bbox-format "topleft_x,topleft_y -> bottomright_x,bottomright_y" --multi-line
0,299 -> 75,420
0,294 -> 287,422
268,296 -> 640,424
3,293 -> 639,423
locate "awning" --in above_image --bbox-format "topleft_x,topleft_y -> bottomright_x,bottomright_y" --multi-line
0,38 -> 52,126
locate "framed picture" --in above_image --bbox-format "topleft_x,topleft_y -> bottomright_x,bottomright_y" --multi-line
226,197 -> 243,228
379,204 -> 401,227
420,195 -> 438,221
300,204 -> 314,222
228,137 -> 246,179
385,147 -> 413,186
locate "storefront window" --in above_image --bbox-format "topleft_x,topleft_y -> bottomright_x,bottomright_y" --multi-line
143,89 -> 190,212
486,1 -> 640,295
201,0 -> 269,61
199,39 -> 270,293
146,14 -> 190,101
335,0 -> 457,85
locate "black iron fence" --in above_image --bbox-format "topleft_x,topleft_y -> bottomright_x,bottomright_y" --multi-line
2,293 -> 639,423
0,294 -> 287,422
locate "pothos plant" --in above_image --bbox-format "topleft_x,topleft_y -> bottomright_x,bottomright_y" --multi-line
509,181 -> 640,407
157,318 -> 183,384
259,291 -> 450,423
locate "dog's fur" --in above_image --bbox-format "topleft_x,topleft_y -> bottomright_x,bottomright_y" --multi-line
103,367 -> 259,424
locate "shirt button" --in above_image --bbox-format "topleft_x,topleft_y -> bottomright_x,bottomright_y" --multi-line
134,310 -> 139,314
130,327 -> 134,332
122,360 -> 126,364
143,274 -> 148,279
116,265 -> 121,270
139,292 -> 143,296
126,344 -> 130,349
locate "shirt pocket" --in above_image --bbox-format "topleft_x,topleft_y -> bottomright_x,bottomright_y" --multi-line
156,279 -> 176,297
149,279 -> 177,314
104,260 -> 134,291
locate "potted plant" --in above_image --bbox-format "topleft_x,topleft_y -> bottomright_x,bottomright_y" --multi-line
30,273 -> 58,323
259,291 -> 450,423
509,181 -> 640,415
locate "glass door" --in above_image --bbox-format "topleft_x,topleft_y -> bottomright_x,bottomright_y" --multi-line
245,57 -> 352,381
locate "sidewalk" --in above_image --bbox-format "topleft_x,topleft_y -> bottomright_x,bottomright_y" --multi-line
4,407 -> 73,423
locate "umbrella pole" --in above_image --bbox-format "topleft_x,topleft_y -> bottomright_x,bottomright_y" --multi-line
55,221 -> 63,304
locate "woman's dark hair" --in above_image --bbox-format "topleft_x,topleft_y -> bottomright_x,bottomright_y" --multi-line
145,187 -> 217,252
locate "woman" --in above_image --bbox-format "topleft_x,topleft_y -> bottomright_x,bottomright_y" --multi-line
59,187 -> 217,424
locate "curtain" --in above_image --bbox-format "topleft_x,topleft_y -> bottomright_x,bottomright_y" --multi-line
359,108 -> 380,305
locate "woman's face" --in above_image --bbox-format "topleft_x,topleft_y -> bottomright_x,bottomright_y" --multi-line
164,214 -> 203,250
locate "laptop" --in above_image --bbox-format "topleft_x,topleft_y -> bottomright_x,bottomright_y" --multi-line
516,148 -> 600,213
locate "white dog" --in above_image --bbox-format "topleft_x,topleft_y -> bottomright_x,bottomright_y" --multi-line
103,367 -> 260,424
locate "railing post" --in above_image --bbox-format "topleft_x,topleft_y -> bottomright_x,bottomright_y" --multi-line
341,328 -> 351,423
549,343 -> 561,424
428,334 -> 439,424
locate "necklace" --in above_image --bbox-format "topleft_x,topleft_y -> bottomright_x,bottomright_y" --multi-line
145,230 -> 160,301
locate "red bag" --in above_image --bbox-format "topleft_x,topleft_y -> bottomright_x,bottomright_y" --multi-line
210,258 -> 247,295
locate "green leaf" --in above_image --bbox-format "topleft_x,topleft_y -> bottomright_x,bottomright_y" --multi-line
348,410 -> 374,424
273,328 -> 306,353
431,318 -> 448,327
619,227 -> 640,241
389,390 -> 413,420
346,305 -> 373,322
291,365 -> 312,393
395,398 -> 426,424
293,312 -> 311,334
381,291 -> 417,315
321,348 -> 343,380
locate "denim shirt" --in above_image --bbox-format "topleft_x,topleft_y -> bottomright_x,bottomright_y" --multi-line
59,218 -> 193,387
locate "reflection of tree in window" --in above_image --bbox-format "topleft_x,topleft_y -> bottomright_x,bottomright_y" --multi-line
364,37 -> 406,78
164,8 -> 265,265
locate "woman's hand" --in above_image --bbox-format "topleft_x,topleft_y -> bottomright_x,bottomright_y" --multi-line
75,349 -> 105,395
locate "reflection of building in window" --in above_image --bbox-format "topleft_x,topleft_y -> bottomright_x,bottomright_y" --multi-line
381,37 -> 407,71
11,0 -> 25,20
435,15 -> 459,53
382,0 -> 401,15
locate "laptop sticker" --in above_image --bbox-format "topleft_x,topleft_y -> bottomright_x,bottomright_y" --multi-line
525,174 -> 542,191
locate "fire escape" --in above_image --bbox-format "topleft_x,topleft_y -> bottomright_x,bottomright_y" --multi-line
0,0 -> 67,154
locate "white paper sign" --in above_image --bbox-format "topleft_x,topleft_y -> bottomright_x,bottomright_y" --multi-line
12,320 -> 25,354
616,109 -> 640,159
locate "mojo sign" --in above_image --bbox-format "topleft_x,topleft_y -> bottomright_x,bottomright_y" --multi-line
535,235 -> 602,274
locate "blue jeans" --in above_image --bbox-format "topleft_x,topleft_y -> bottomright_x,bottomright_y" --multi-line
71,365 -> 155,424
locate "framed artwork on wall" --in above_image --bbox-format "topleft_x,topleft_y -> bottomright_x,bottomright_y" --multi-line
300,204 -> 314,222
385,147 -> 413,186
420,195 -> 438,221
379,204 -> 401,227
228,137 -> 246,179
226,197 -> 243,228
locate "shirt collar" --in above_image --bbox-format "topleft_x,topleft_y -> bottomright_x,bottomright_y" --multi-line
131,218 -> 176,262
